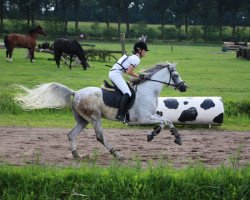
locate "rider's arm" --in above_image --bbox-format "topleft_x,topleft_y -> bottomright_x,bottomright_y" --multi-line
126,65 -> 140,78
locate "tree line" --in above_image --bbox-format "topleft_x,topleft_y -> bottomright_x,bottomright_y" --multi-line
0,0 -> 249,41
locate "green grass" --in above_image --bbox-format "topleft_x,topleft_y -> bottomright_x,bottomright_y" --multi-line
0,163 -> 249,200
0,41 -> 249,130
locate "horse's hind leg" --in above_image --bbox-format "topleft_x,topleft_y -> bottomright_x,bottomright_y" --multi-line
67,109 -> 89,159
5,48 -> 9,60
93,119 -> 125,161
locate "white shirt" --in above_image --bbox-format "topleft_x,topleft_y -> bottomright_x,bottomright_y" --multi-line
111,54 -> 140,73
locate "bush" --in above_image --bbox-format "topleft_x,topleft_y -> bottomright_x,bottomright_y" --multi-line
89,22 -> 102,38
234,27 -> 250,41
145,27 -> 159,42
44,19 -> 65,37
189,26 -> 202,41
129,23 -> 160,41
8,19 -> 30,34
224,100 -> 250,116
162,27 -> 178,40
102,26 -> 118,40
205,26 -> 219,41
130,22 -> 148,38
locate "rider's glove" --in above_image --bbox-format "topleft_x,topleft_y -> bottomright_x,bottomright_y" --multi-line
139,74 -> 146,80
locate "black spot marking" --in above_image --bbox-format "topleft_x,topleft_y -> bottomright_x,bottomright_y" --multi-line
213,113 -> 223,124
178,107 -> 198,122
163,98 -> 179,109
200,99 -> 215,110
184,101 -> 188,105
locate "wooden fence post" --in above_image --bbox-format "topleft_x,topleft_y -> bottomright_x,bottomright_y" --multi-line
120,33 -> 126,55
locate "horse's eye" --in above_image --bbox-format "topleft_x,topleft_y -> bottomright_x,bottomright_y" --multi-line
172,73 -> 178,77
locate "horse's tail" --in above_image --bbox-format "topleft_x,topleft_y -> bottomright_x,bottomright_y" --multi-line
14,82 -> 75,110
4,35 -> 9,49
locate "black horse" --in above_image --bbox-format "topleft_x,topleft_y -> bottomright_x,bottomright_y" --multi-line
53,38 -> 88,70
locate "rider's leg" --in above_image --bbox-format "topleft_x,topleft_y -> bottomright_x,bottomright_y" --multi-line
109,71 -> 132,122
116,93 -> 131,121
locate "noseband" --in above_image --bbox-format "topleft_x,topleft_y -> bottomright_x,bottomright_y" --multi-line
144,65 -> 185,90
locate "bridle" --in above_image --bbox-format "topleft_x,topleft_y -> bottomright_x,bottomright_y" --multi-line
144,65 -> 185,90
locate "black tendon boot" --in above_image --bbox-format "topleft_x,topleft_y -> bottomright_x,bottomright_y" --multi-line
116,93 -> 131,123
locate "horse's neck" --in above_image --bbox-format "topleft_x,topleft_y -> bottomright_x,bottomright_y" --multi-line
136,68 -> 169,97
28,33 -> 38,39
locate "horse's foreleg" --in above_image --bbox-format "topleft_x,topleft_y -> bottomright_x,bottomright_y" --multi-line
93,119 -> 125,161
69,55 -> 73,69
139,114 -> 182,145
30,50 -> 35,62
7,49 -> 13,62
6,49 -> 9,60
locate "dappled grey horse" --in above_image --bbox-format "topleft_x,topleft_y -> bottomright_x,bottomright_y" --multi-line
15,62 -> 187,160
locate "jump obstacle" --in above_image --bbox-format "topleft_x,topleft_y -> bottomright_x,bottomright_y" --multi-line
156,97 -> 224,126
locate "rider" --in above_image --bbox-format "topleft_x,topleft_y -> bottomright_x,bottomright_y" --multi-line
109,41 -> 149,122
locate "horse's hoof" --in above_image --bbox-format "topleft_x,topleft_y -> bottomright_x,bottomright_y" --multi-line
147,134 -> 154,142
174,137 -> 182,145
72,150 -> 80,159
114,151 -> 125,161
117,154 -> 125,161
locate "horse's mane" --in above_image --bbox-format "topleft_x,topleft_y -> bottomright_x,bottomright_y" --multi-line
70,40 -> 85,56
130,62 -> 174,85
29,26 -> 42,35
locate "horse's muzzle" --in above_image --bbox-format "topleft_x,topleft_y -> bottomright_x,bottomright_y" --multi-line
178,82 -> 187,92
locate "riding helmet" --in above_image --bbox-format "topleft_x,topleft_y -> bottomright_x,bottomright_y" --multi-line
133,41 -> 149,52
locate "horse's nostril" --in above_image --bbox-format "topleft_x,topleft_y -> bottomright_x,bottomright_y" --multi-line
179,84 -> 187,92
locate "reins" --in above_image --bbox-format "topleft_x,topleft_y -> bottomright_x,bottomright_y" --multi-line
143,77 -> 176,87
142,65 -> 184,89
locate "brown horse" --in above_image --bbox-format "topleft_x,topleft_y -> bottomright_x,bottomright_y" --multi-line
4,25 -> 47,62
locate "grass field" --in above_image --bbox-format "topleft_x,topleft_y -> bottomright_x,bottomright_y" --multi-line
0,163 -> 249,199
0,41 -> 249,130
0,40 -> 250,199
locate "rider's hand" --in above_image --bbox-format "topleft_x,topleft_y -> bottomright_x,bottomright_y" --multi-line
139,74 -> 146,80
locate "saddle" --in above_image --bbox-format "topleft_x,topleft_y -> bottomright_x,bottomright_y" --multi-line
101,80 -> 136,109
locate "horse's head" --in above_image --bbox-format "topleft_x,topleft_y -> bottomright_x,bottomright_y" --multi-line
167,64 -> 187,92
130,63 -> 187,92
72,40 -> 89,70
35,25 -> 47,36
80,59 -> 89,70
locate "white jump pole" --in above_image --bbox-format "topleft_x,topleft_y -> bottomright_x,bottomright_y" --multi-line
157,97 -> 224,126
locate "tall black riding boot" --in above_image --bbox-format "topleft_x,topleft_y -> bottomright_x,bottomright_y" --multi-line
116,93 -> 131,123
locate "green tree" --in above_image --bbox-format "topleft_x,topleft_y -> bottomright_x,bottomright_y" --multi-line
152,0 -> 172,39
0,0 -> 7,33
214,0 -> 227,39
225,0 -> 246,37
73,0 -> 81,32
197,0 -> 216,40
